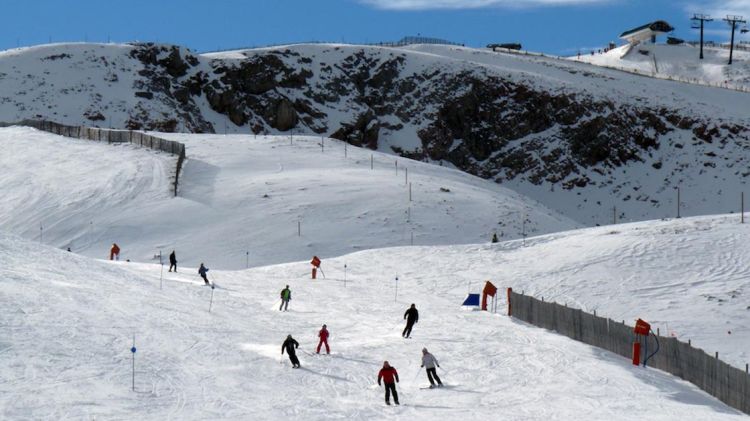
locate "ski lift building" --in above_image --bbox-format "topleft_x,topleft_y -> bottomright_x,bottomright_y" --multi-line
620,20 -> 674,45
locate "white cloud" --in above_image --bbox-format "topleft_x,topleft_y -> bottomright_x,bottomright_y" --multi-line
360,0 -> 609,11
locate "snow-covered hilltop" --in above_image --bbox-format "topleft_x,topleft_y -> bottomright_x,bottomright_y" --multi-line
573,42 -> 750,91
2,42 -> 750,226
0,127 -> 576,269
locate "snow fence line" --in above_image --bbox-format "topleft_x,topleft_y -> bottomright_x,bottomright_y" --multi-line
508,289 -> 750,415
0,120 -> 186,197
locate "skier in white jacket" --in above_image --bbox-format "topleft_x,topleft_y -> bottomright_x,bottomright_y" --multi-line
421,348 -> 443,388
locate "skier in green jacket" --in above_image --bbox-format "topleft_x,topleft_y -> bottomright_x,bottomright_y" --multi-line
279,285 -> 291,311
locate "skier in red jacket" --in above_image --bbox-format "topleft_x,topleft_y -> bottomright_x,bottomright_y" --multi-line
110,243 -> 120,261
377,361 -> 400,405
316,324 -> 330,354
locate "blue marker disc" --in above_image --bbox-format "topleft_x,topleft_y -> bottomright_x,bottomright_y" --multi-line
131,347 -> 136,353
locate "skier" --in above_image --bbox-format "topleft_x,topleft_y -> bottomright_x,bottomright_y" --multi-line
421,348 -> 443,388
110,243 -> 120,261
491,232 -> 498,243
377,361 -> 400,405
281,334 -> 301,368
279,285 -> 291,311
198,263 -> 210,285
402,303 -> 419,338
169,250 -> 177,272
316,324 -> 330,354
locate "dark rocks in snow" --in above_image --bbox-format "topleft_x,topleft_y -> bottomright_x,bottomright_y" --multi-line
84,110 -> 105,121
135,91 -> 154,100
331,111 -> 380,149
273,98 -> 298,131
10,41 -> 750,205
159,47 -> 190,78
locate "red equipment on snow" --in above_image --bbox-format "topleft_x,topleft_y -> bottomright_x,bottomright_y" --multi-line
634,318 -> 650,335
481,281 -> 498,311
311,256 -> 323,279
632,318 -> 659,367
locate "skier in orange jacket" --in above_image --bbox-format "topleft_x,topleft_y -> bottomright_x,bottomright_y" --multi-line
110,243 -> 120,261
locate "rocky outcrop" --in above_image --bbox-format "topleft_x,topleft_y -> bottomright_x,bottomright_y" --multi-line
10,41 -> 750,214
331,111 -> 380,149
116,42 -> 750,193
273,98 -> 298,131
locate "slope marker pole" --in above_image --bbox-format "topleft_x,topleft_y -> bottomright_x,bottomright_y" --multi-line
130,335 -> 136,391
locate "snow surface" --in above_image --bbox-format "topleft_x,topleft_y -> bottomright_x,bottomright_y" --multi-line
572,43 -> 750,91
1,213 -> 748,419
0,127 -> 577,269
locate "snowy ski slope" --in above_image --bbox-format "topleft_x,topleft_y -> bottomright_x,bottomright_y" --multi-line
0,126 -> 577,269
1,212 -> 749,419
1,122 -> 748,419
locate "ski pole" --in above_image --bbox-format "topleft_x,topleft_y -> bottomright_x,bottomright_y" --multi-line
413,366 -> 422,381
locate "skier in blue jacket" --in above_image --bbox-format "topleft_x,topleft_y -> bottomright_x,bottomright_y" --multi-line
198,263 -> 210,285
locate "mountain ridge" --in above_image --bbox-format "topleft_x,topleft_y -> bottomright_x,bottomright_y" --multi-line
2,41 -> 749,225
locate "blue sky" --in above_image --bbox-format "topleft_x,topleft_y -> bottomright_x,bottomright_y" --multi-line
3,0 -> 749,55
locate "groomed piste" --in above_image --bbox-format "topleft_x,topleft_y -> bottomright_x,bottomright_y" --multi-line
1,129 -> 748,419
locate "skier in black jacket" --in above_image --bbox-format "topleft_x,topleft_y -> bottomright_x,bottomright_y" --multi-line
281,335 -> 301,368
168,250 -> 177,272
403,303 -> 419,338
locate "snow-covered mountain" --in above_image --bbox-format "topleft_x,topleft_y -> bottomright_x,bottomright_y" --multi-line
0,127 -> 577,269
1,212 -> 748,420
2,42 -> 750,226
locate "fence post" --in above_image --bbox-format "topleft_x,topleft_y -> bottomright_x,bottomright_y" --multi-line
507,287 -> 512,316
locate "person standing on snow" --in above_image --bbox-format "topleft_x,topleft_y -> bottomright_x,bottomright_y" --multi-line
279,285 -> 291,311
169,250 -> 177,272
402,303 -> 419,338
281,334 -> 301,368
198,263 -> 210,285
316,324 -> 330,354
421,348 -> 443,388
110,243 -> 120,261
377,361 -> 400,405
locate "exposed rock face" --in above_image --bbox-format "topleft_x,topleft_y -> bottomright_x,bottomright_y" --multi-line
273,98 -> 298,131
415,77 -> 678,188
5,41 -> 750,223
330,111 -> 379,149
